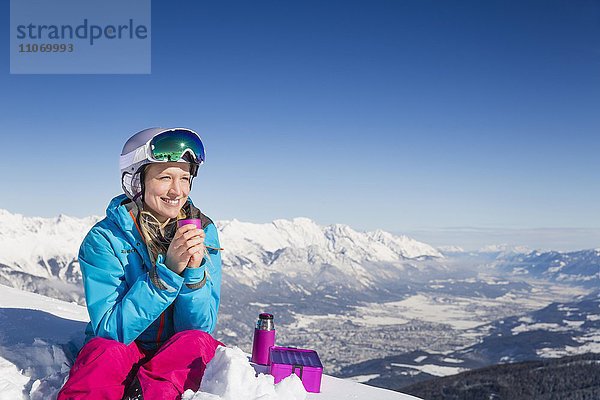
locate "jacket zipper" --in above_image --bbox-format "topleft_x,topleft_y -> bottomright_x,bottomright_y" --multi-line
156,312 -> 166,345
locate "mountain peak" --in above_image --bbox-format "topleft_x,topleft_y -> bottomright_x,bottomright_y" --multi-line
0,209 -> 442,290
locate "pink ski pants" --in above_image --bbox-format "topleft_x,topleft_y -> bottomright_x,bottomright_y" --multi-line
57,330 -> 223,400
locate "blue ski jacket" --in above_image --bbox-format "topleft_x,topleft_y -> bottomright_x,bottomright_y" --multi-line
79,194 -> 222,351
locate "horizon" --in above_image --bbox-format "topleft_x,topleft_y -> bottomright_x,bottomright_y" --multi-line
1,204 -> 597,253
1,0 -> 599,251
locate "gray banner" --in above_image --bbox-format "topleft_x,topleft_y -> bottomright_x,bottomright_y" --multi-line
10,0 -> 151,74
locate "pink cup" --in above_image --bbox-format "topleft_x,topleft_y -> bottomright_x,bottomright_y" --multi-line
177,218 -> 203,230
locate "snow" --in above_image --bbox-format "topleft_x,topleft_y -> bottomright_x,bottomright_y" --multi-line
349,287 -> 586,334
557,306 -> 578,312
512,323 -> 571,334
0,209 -> 441,281
0,284 -> 88,399
0,284 -> 88,323
390,363 -> 467,377
249,302 -> 271,308
437,245 -> 464,253
358,294 -> 489,330
518,316 -> 535,324
556,273 -> 598,283
365,230 -> 443,259
0,210 -> 600,400
564,320 -> 585,328
309,375 -> 421,399
353,308 -> 410,327
441,357 -> 464,364
0,357 -> 29,400
0,208 -> 442,296
183,346 -> 306,400
215,218 -> 441,266
344,374 -> 380,383
537,333 -> 600,358
512,320 -> 584,335
511,267 -> 529,275
220,328 -> 238,338
0,284 -> 420,399
478,244 -> 531,254
0,210 -> 98,279
216,219 -> 442,289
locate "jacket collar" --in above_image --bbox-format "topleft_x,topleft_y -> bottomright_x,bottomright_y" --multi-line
105,194 -> 217,270
105,193 -> 202,241
106,194 -> 136,233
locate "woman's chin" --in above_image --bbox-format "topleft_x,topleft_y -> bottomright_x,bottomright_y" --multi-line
148,207 -> 180,222
160,210 -> 180,220
144,200 -> 182,222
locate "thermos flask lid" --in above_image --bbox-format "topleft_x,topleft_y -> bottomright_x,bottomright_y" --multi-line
252,313 -> 276,364
256,313 -> 275,330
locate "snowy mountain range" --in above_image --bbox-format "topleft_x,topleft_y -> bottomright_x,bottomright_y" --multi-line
0,209 -> 442,305
0,207 -> 598,396
2,208 -> 597,304
493,249 -> 600,287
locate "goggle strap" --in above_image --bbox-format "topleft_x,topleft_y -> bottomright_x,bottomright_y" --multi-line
132,191 -> 143,202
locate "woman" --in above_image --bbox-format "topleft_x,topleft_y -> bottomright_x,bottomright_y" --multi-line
58,127 -> 223,400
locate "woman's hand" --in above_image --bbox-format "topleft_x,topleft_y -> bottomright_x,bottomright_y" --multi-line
165,224 -> 206,275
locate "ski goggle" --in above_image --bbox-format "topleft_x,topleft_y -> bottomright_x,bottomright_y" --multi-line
148,129 -> 205,164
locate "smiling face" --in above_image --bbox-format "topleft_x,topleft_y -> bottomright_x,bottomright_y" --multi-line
143,163 -> 192,223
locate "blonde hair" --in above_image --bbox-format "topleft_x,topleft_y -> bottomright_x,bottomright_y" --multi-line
138,206 -> 213,273
138,207 -> 187,266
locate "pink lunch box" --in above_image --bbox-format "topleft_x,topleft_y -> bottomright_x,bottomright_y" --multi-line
269,346 -> 323,393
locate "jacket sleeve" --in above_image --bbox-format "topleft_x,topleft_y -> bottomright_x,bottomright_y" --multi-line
172,222 -> 222,334
79,227 -> 184,345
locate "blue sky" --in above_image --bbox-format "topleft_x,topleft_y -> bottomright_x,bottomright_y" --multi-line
1,0 -> 599,250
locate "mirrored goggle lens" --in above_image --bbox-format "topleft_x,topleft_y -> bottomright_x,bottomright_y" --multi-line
149,129 -> 205,163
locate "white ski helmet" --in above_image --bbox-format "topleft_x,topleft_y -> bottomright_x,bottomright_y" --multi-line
119,127 -> 205,202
